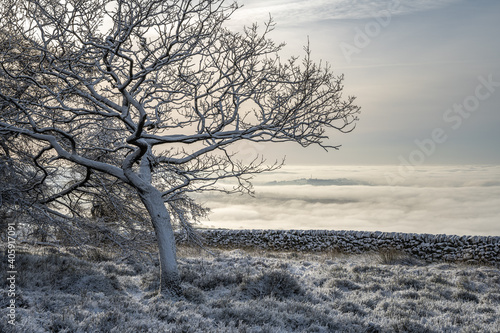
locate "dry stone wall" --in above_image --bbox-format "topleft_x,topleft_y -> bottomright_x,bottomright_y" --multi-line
187,229 -> 500,265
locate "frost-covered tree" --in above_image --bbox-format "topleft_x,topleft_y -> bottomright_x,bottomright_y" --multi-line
0,0 -> 360,295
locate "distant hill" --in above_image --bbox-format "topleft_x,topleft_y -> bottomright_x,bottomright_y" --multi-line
264,178 -> 371,186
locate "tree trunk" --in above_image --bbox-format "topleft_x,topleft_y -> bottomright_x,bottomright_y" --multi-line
138,187 -> 181,296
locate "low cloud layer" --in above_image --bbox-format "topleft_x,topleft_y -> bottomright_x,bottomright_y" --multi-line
194,165 -> 500,236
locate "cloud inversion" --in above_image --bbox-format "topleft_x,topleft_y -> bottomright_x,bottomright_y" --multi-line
195,165 -> 500,236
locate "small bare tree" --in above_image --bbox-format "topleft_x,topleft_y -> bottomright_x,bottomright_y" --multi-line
0,0 -> 360,295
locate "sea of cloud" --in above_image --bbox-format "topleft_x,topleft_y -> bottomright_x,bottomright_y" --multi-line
194,165 -> 500,236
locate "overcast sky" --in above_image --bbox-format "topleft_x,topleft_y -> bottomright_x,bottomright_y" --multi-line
226,0 -> 500,166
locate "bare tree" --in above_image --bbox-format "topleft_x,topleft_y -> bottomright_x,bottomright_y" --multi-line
0,0 -> 360,295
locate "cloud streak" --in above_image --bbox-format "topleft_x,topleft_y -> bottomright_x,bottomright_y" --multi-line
229,0 -> 463,26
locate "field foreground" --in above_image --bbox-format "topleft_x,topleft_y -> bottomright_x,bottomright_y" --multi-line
1,246 -> 499,332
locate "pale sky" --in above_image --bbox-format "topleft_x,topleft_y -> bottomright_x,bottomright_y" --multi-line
226,0 -> 500,166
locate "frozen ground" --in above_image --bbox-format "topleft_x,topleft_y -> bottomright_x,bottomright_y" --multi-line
1,245 -> 499,332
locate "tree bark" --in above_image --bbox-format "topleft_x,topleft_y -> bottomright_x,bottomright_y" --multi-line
138,187 -> 181,296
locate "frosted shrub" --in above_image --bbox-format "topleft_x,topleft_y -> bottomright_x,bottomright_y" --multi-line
392,277 -> 425,291
337,301 -> 367,316
240,270 -> 302,299
47,313 -> 77,333
377,249 -> 417,265
391,319 -> 433,333
454,290 -> 479,303
141,271 -> 160,293
185,271 -> 244,291
85,247 -> 114,262
182,286 -> 206,304
325,278 -> 361,291
429,274 -> 450,285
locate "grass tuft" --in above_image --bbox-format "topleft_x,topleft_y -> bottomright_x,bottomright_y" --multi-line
240,270 -> 302,299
